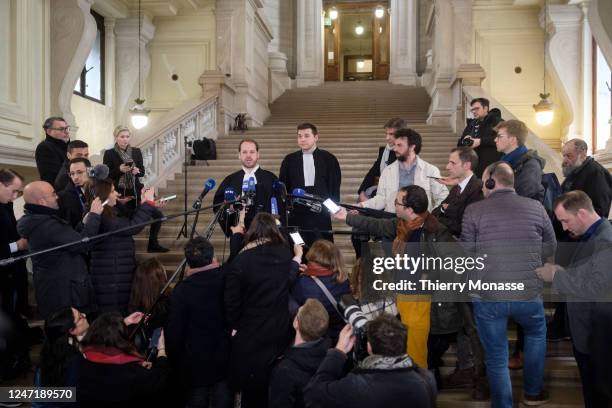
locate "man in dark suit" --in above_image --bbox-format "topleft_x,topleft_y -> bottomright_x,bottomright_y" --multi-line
57,158 -> 91,228
0,168 -> 31,379
431,148 -> 487,397
35,117 -> 70,184
54,140 -> 89,191
357,118 -> 404,202
432,147 -> 484,237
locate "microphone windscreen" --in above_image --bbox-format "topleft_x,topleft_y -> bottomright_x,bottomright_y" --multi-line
205,178 -> 216,190
273,180 -> 287,193
224,187 -> 237,202
242,179 -> 249,193
91,164 -> 109,180
292,188 -> 305,197
271,197 -> 278,215
248,177 -> 256,192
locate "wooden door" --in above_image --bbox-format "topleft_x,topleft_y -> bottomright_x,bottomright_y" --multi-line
324,16 -> 340,81
373,12 -> 390,80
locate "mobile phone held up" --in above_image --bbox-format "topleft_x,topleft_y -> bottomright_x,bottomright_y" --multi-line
323,198 -> 341,214
289,231 -> 305,246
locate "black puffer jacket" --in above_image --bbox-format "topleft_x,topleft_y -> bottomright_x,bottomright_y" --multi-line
89,204 -> 156,313
17,204 -> 100,318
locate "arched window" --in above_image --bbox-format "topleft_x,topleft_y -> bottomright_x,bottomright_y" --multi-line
593,40 -> 611,153
73,10 -> 105,104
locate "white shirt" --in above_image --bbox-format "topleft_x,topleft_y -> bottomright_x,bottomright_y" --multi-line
458,174 -> 473,194
302,147 -> 316,187
242,165 -> 259,185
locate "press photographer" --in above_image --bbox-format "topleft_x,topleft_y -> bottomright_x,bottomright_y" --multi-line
303,314 -> 437,408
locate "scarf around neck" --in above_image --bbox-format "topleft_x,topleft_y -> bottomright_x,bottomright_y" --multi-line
24,203 -> 60,217
304,262 -> 334,277
81,346 -> 143,365
392,212 -> 429,256
114,143 -> 135,191
501,145 -> 529,166
360,354 -> 414,370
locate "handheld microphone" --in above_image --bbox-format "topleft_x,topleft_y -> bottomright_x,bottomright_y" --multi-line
247,177 -> 256,194
194,178 -> 216,208
270,197 -> 281,225
224,187 -> 237,202
87,164 -> 110,180
292,188 -> 323,201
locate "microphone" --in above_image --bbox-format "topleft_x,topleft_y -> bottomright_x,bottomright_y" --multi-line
193,178 -> 216,208
242,179 -> 249,195
272,180 -> 287,202
292,188 -> 323,201
224,187 -> 237,203
87,164 -> 110,180
293,198 -> 322,213
270,197 -> 281,225
247,177 -> 256,194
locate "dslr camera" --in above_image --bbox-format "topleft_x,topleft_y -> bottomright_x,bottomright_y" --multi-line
339,295 -> 370,361
461,137 -> 474,147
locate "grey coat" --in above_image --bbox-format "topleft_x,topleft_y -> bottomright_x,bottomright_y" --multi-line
552,219 -> 612,354
510,149 -> 545,202
461,188 -> 556,301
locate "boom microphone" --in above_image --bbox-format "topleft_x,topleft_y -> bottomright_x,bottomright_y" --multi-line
87,164 -> 110,180
194,178 -> 216,208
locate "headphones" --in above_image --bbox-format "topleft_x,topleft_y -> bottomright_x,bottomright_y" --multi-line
485,162 -> 499,190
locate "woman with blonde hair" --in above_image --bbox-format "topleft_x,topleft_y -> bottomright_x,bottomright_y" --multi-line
290,239 -> 351,342
103,125 -> 168,253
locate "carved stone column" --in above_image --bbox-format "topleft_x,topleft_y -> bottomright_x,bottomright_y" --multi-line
104,17 -> 116,122
264,0 -> 292,101
547,4 -> 584,143
50,0 -> 96,128
296,0 -> 323,88
389,0 -> 418,85
114,15 -> 155,127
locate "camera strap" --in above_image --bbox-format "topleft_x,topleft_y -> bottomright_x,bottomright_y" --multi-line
310,276 -> 344,320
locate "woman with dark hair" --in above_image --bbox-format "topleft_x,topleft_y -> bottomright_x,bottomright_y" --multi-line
103,125 -> 168,253
224,212 -> 301,408
34,307 -> 143,408
86,178 -> 158,314
36,307 -> 88,395
128,258 -> 170,344
77,312 -> 169,407
290,239 -> 351,342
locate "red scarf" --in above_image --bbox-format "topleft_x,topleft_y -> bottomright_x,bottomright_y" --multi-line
82,346 -> 144,365
304,262 -> 334,277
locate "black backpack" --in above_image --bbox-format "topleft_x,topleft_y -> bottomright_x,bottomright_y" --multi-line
192,137 -> 217,160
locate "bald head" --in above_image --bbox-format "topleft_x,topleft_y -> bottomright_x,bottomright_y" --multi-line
483,162 -> 514,196
23,181 -> 59,209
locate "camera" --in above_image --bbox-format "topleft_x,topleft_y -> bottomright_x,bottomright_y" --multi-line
461,137 -> 474,147
339,295 -> 369,361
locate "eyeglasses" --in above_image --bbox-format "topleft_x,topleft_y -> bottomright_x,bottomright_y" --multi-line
394,200 -> 406,207
69,170 -> 87,177
49,126 -> 70,132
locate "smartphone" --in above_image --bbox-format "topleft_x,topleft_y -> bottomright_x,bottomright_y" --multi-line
323,198 -> 341,214
289,232 -> 305,246
158,194 -> 177,202
101,198 -> 109,206
427,176 -> 443,180
125,160 -> 134,166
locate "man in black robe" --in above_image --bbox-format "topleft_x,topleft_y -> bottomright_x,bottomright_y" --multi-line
279,123 -> 341,246
213,138 -> 279,236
